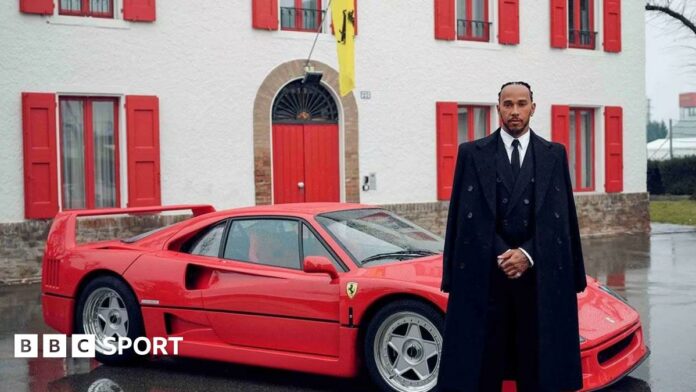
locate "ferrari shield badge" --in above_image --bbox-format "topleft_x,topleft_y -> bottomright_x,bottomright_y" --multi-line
346,282 -> 358,299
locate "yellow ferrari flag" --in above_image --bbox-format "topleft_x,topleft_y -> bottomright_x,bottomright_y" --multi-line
331,0 -> 355,96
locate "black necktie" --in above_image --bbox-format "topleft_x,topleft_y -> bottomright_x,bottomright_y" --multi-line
511,139 -> 521,180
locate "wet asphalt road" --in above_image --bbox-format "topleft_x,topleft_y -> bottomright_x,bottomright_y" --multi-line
1,223 -> 695,392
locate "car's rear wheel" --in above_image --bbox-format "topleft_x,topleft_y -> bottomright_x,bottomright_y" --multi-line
75,275 -> 145,365
364,300 -> 443,392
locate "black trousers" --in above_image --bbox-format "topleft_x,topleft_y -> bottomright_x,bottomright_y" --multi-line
477,260 -> 540,392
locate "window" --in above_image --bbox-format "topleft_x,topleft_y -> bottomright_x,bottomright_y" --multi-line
435,0 -> 518,44
301,224 -> 343,270
457,105 -> 491,142
223,219 -> 301,270
188,222 -> 227,257
436,102 -> 492,200
568,108 -> 594,191
568,0 -> 595,49
280,0 -> 323,32
253,0 -> 355,33
316,209 -> 443,266
456,0 -> 490,41
59,0 -> 114,18
551,0 -> 618,51
22,93 -> 159,218
59,97 -> 120,210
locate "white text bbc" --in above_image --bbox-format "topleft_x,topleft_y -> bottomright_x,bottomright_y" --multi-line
14,334 -> 183,358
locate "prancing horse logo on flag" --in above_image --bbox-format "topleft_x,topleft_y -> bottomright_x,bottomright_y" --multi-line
337,9 -> 355,45
346,282 -> 358,299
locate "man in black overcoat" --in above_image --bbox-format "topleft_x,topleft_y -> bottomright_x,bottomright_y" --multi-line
436,82 -> 587,392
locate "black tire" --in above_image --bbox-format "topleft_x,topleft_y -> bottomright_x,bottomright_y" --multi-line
74,275 -> 145,365
364,300 -> 444,392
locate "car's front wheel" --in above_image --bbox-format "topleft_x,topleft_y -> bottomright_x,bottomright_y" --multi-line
364,300 -> 444,392
75,275 -> 145,365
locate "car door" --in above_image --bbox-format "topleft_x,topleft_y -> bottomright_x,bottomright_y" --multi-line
188,217 -> 342,357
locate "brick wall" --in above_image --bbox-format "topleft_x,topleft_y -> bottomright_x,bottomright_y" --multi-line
0,215 -> 187,284
0,193 -> 649,284
385,192 -> 651,238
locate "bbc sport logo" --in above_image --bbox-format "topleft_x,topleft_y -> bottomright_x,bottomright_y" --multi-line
14,334 -> 183,358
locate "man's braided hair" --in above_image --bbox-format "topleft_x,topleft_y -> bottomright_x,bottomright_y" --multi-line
498,81 -> 534,102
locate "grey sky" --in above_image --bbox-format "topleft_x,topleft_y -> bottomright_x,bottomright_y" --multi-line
646,2 -> 696,123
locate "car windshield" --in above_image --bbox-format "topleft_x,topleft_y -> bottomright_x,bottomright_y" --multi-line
316,208 -> 444,266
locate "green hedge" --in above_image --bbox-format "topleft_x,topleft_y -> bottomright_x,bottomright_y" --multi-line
647,160 -> 665,194
648,157 -> 696,196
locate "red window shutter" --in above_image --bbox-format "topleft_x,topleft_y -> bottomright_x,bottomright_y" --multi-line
126,96 -> 161,207
551,105 -> 570,155
252,0 -> 278,30
604,106 -> 623,192
550,0 -> 567,48
22,93 -> 59,219
603,0 -> 621,52
20,0 -> 54,15
498,0 -> 519,45
434,0 -> 455,41
123,0 -> 156,22
436,102 -> 459,200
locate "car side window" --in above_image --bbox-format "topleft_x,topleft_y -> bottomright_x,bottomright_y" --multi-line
301,224 -> 341,270
188,222 -> 226,257
223,219 -> 301,270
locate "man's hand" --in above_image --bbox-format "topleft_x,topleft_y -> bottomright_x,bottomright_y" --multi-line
497,249 -> 530,279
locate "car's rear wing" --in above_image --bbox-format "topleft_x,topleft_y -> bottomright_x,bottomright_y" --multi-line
45,204 -> 215,252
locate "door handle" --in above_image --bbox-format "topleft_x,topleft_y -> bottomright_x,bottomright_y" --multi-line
297,182 -> 305,189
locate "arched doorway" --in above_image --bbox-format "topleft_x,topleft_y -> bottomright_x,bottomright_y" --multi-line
271,79 -> 340,204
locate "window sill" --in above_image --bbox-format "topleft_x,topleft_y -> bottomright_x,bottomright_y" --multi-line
450,39 -> 503,51
457,37 -> 491,43
46,15 -> 131,30
568,45 -> 596,50
562,46 -> 606,57
572,189 -> 598,194
275,29 -> 336,42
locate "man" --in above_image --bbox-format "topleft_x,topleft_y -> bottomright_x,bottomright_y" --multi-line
436,82 -> 587,392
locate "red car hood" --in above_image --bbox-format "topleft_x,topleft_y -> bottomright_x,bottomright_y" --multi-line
577,280 -> 640,346
356,255 -> 445,288
359,256 -> 640,347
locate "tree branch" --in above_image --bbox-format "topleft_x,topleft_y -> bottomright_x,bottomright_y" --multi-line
646,3 -> 696,37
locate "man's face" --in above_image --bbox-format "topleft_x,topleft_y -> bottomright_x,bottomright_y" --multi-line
496,84 -> 536,137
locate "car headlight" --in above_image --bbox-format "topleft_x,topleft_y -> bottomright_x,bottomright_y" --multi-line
598,284 -> 629,304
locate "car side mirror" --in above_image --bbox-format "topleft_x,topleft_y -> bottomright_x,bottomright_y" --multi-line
303,256 -> 339,282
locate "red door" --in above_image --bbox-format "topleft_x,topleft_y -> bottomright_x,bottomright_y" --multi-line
272,123 -> 340,204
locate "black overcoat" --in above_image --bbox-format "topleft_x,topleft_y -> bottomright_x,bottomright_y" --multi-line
438,129 -> 587,391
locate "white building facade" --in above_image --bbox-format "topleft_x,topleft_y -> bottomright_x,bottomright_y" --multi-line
0,0 -> 647,282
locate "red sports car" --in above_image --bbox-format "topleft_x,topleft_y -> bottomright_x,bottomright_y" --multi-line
42,203 -> 649,392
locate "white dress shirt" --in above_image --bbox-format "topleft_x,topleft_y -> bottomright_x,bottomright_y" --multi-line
500,127 -> 531,168
499,128 -> 534,267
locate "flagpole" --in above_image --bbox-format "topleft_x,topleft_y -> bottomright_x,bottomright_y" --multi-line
305,0 -> 333,69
